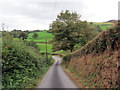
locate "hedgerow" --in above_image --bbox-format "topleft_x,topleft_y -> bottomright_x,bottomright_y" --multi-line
2,33 -> 51,88
63,21 -> 119,88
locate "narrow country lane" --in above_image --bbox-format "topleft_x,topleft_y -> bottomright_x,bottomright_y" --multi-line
36,56 -> 78,88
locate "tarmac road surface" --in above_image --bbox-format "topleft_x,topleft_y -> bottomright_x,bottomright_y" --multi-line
36,56 -> 78,88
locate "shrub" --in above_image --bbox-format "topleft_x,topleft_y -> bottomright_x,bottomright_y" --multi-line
2,33 -> 49,88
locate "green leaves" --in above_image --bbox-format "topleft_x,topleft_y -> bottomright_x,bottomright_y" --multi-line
50,10 -> 98,52
2,33 -> 51,88
32,33 -> 38,39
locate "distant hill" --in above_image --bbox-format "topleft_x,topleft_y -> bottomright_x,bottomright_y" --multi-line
106,20 -> 116,22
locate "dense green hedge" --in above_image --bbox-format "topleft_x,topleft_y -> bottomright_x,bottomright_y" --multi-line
2,33 -> 52,88
63,23 -> 119,61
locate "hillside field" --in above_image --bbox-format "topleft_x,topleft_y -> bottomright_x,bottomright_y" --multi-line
26,31 -> 54,54
27,31 -> 54,42
90,22 -> 113,31
36,43 -> 52,54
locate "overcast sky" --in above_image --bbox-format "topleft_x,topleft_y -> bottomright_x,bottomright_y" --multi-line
0,0 -> 119,31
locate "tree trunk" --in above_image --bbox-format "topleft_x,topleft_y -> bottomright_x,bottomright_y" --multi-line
70,49 -> 73,52
70,45 -> 74,52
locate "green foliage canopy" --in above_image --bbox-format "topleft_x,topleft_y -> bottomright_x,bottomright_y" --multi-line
50,10 -> 98,52
19,32 -> 28,40
32,33 -> 38,39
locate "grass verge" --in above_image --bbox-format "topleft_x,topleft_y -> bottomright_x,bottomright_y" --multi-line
62,65 -> 86,88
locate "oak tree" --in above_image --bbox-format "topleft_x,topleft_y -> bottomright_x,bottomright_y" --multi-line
50,10 -> 98,52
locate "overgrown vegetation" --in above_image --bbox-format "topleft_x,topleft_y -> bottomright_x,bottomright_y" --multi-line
10,30 -> 28,40
2,32 -> 53,88
63,21 -> 119,88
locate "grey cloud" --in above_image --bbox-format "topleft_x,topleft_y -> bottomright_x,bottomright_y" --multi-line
1,1 -> 84,18
1,0 -> 118,29
0,0 -> 87,30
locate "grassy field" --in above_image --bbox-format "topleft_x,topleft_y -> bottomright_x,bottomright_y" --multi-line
27,31 -> 54,42
91,24 -> 112,31
36,43 -> 52,54
93,22 -> 112,25
26,31 -> 54,54
90,22 -> 113,31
